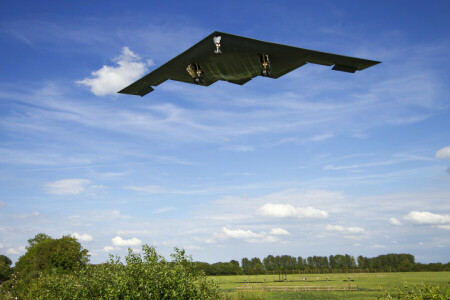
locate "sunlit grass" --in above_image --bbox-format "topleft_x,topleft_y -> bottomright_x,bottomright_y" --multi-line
212,271 -> 450,299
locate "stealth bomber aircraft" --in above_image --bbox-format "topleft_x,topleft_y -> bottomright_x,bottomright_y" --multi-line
119,31 -> 380,96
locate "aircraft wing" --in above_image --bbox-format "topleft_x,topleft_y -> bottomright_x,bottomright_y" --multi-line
118,31 -> 380,96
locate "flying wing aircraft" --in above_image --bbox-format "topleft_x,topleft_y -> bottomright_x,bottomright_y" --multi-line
118,31 -> 380,96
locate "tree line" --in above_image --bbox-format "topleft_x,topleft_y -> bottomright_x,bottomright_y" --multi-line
194,253 -> 450,275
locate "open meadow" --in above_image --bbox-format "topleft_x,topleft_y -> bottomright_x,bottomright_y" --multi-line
212,272 -> 450,299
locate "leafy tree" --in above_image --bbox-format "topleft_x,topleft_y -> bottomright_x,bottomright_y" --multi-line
27,233 -> 51,249
14,234 -> 89,276
0,255 -> 12,281
6,245 -> 220,299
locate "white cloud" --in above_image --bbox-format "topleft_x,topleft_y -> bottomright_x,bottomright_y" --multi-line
0,201 -> 4,207
328,226 -> 365,237
6,246 -> 26,255
124,185 -> 165,194
221,227 -> 283,243
308,132 -> 334,142
270,227 -> 291,235
112,236 -> 142,247
77,47 -> 150,96
222,227 -> 259,239
405,211 -> 450,224
390,217 -> 402,226
72,232 -> 93,242
103,246 -> 115,252
435,225 -> 450,230
247,236 -> 279,243
221,145 -> 255,152
435,146 -> 450,159
13,211 -> 39,219
183,245 -> 202,250
116,229 -> 148,235
45,178 -> 90,195
256,203 -> 328,218
153,206 -> 176,214
372,244 -> 387,249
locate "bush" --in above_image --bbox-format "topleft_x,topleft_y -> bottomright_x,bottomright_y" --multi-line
382,282 -> 450,299
3,245 -> 220,299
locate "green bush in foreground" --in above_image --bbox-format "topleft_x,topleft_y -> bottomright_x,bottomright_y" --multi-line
3,244 -> 220,299
383,282 -> 450,299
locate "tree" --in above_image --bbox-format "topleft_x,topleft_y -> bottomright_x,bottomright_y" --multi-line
7,245 -> 220,299
0,255 -> 12,281
27,233 -> 51,249
14,234 -> 89,275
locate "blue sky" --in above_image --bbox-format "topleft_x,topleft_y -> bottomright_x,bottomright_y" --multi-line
1,1 -> 449,265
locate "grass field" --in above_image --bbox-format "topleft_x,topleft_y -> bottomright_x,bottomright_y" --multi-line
211,272 -> 450,299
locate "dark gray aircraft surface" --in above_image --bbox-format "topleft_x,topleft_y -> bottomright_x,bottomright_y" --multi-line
118,31 -> 380,96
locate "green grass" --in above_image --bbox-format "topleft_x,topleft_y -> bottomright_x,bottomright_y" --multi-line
211,272 -> 450,299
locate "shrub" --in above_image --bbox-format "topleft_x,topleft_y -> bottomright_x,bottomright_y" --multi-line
3,244 -> 220,299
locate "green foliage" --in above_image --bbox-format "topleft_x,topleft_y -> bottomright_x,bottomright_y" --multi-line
0,255 -> 12,281
5,244 -> 220,299
385,282 -> 450,299
26,233 -> 51,249
14,233 -> 89,276
196,260 -> 242,275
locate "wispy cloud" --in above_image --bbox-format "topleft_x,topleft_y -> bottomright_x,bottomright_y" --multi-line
44,179 -> 91,195
324,154 -> 433,171
13,211 -> 39,219
124,185 -> 165,194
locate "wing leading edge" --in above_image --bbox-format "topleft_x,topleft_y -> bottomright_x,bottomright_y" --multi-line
118,31 -> 380,96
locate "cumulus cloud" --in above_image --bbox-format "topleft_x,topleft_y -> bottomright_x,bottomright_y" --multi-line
72,232 -> 93,242
326,225 -> 365,234
222,227 -> 259,239
103,246 -> 115,252
326,225 -> 366,240
270,227 -> 291,235
45,178 -> 90,195
256,203 -> 328,218
221,227 -> 282,243
390,217 -> 402,226
112,236 -> 142,246
406,211 -> 450,224
6,246 -> 26,255
77,47 -> 151,96
435,146 -> 450,159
